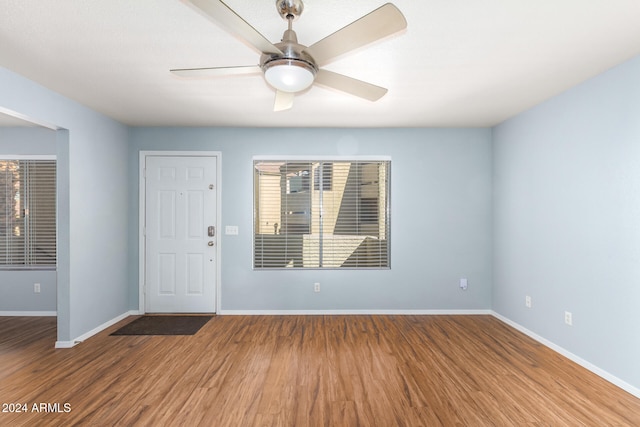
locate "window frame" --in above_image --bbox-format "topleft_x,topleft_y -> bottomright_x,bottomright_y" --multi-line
0,155 -> 57,271
253,155 -> 391,270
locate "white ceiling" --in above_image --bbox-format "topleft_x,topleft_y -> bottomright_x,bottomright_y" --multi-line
1,0 -> 640,128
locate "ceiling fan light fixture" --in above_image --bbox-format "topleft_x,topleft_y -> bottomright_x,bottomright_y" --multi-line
263,59 -> 316,93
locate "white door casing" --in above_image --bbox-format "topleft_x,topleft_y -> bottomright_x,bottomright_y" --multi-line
142,154 -> 218,313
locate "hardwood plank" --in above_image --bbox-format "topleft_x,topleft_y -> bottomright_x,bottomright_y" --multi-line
0,315 -> 639,426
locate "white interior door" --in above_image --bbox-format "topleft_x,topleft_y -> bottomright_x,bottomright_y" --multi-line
145,156 -> 217,313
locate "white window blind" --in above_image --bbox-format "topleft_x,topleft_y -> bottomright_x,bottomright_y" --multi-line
0,159 -> 57,269
254,159 -> 390,269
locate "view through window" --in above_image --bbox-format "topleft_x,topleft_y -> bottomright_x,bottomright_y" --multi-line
0,159 -> 56,269
254,158 -> 390,269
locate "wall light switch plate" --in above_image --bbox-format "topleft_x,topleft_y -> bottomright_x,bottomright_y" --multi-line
225,225 -> 239,235
459,278 -> 468,290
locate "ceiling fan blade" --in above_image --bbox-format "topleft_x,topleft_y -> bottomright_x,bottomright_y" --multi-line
171,65 -> 262,78
181,0 -> 282,55
305,3 -> 407,66
274,90 -> 294,112
314,69 -> 387,102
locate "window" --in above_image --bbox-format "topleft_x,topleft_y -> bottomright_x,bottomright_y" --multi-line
0,158 -> 56,269
254,158 -> 390,269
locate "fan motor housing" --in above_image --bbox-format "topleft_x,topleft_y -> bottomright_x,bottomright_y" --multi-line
261,41 -> 316,69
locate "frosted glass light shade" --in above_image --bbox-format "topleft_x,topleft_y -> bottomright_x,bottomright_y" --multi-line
264,61 -> 316,93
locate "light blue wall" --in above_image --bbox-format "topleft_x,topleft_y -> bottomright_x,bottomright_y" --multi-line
0,271 -> 57,312
0,67 -> 130,342
0,127 -> 57,312
129,128 -> 493,312
493,55 -> 640,389
0,126 -> 57,154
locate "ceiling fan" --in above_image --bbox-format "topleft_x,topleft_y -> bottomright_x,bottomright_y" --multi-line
171,0 -> 407,111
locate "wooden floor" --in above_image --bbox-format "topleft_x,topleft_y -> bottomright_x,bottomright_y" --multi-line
1,315 -> 639,426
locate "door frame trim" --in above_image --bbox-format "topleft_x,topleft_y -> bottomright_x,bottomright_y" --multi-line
138,151 -> 222,314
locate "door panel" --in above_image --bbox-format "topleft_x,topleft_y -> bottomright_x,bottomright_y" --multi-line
187,191 -> 204,238
159,254 -> 176,294
159,191 -> 176,238
187,253 -> 204,294
145,156 -> 217,313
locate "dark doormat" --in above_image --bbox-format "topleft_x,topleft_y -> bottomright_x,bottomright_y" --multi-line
111,315 -> 213,336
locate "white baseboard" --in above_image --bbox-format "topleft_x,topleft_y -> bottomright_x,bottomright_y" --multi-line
491,311 -> 640,400
219,309 -> 493,316
55,310 -> 140,349
0,311 -> 57,317
53,340 -> 76,349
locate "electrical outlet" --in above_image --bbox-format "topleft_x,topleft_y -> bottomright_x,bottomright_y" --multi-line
34,283 -> 41,293
564,311 -> 573,326
314,282 -> 320,293
459,278 -> 468,291
525,295 -> 532,308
